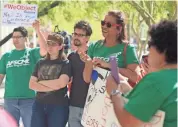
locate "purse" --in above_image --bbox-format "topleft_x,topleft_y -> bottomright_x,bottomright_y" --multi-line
123,43 -> 146,87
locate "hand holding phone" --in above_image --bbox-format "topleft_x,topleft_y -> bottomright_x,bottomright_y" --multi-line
109,56 -> 120,84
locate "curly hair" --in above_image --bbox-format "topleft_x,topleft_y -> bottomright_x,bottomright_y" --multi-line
74,20 -> 92,36
148,20 -> 177,64
13,26 -> 28,37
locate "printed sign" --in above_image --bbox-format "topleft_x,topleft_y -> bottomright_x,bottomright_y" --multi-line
81,67 -> 165,127
1,3 -> 38,26
81,67 -> 121,127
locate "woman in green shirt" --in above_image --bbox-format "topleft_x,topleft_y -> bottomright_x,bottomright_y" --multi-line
80,10 -> 140,85
106,20 -> 177,127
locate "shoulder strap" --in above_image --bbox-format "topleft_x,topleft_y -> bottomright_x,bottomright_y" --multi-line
123,43 -> 129,67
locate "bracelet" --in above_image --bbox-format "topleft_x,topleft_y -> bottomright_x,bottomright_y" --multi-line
110,89 -> 122,98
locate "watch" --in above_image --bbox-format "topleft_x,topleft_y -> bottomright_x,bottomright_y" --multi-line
110,89 -> 122,97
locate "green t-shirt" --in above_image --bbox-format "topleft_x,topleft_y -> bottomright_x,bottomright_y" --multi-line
0,48 -> 41,99
88,40 -> 139,67
124,69 -> 177,127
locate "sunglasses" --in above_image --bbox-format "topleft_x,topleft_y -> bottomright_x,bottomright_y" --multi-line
101,20 -> 121,28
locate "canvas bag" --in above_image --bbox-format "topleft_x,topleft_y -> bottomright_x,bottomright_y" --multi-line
81,67 -> 165,127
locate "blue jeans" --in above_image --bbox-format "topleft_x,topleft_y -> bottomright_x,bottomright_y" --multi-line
68,106 -> 84,127
4,98 -> 34,127
31,100 -> 69,127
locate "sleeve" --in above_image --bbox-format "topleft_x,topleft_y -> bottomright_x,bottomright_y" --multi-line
87,42 -> 95,59
32,61 -> 40,78
67,53 -> 73,77
126,45 -> 139,65
60,60 -> 71,78
67,53 -> 72,62
0,53 -> 7,74
124,78 -> 166,122
31,47 -> 41,64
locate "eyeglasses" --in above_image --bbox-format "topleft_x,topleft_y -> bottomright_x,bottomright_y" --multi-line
101,20 -> 121,28
72,32 -> 86,37
12,36 -> 24,39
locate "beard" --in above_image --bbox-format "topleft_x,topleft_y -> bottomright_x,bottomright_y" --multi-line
74,39 -> 82,47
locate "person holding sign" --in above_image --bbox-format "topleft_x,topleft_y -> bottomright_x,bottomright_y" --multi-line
106,20 -> 177,127
81,10 -> 140,85
0,20 -> 47,127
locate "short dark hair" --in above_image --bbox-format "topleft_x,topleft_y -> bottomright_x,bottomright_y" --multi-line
148,20 -> 177,64
13,26 -> 28,37
74,20 -> 92,36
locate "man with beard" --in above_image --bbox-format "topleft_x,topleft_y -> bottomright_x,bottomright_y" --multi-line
68,20 -> 92,127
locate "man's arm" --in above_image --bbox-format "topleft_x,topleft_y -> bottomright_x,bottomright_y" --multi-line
29,76 -> 54,92
39,74 -> 70,90
0,74 -> 5,86
32,20 -> 47,56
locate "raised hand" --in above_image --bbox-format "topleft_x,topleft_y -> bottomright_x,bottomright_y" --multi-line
32,20 -> 40,31
78,51 -> 91,63
78,51 -> 94,70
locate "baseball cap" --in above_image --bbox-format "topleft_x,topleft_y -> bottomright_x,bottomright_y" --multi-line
47,33 -> 64,45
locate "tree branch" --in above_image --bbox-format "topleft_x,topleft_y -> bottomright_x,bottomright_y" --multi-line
38,1 -> 63,17
127,1 -> 155,26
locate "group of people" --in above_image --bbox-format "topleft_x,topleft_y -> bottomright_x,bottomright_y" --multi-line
0,9 -> 177,127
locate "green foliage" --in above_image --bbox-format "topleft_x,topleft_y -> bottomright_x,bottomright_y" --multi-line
8,0 -> 177,55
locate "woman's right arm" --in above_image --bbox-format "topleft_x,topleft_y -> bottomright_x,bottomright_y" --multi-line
29,76 -> 54,92
83,59 -> 93,83
81,42 -> 97,83
78,51 -> 93,83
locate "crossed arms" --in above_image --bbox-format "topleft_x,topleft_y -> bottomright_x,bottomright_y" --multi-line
29,74 -> 70,92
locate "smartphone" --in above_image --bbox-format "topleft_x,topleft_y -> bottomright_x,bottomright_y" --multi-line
109,56 -> 120,84
142,55 -> 148,64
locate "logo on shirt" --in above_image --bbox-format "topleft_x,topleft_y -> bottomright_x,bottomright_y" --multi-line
94,52 -> 122,62
6,50 -> 30,68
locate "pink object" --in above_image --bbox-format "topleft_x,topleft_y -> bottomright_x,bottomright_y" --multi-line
110,56 -> 120,84
0,108 -> 17,127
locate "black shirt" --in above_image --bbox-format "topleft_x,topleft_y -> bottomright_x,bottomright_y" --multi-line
68,52 -> 89,108
32,58 -> 71,105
